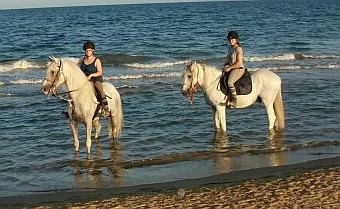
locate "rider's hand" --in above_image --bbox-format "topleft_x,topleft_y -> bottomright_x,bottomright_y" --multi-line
222,66 -> 231,73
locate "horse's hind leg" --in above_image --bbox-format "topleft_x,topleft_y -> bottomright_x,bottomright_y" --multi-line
108,116 -> 115,139
263,101 -> 276,131
93,119 -> 102,139
70,120 -> 80,152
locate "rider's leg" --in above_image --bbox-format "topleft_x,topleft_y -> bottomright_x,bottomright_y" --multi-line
227,68 -> 245,103
94,79 -> 110,117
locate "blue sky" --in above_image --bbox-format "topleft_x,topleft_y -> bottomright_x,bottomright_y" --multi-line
0,0 -> 225,10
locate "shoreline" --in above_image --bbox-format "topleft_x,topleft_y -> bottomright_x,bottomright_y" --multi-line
1,156 -> 339,208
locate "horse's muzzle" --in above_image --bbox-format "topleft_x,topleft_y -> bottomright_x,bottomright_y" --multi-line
182,89 -> 190,96
41,86 -> 50,95
41,83 -> 54,96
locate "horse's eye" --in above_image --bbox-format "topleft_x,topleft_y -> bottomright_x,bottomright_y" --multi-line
187,75 -> 192,79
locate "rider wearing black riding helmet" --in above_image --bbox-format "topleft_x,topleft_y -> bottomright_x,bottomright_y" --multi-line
80,41 -> 110,118
83,41 -> 95,51
222,31 -> 245,106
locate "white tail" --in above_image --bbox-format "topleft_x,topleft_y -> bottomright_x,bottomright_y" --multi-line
109,97 -> 124,138
273,88 -> 285,130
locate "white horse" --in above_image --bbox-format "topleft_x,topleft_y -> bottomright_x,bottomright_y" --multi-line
182,61 -> 285,133
41,57 -> 123,153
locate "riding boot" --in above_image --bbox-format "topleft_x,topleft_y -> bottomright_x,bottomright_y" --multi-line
230,93 -> 237,103
101,97 -> 110,118
228,86 -> 237,107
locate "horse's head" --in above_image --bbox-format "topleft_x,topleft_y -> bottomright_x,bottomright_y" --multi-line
182,61 -> 201,97
41,56 -> 66,96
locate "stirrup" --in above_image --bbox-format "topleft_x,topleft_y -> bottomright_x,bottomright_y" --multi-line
230,97 -> 237,103
228,95 -> 237,108
102,109 -> 111,118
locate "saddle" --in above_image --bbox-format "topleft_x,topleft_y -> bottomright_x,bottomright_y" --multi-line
220,69 -> 252,96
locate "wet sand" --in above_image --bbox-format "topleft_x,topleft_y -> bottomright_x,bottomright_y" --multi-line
1,156 -> 339,209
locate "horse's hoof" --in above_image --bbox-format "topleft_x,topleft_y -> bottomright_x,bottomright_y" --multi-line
227,102 -> 237,108
74,146 -> 79,152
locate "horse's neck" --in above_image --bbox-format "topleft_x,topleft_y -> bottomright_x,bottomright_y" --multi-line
199,65 -> 221,90
63,61 -> 95,100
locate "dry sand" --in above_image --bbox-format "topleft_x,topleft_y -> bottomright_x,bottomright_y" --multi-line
1,156 -> 339,209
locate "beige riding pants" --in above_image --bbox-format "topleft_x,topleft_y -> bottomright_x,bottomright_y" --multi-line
227,68 -> 245,95
93,78 -> 109,110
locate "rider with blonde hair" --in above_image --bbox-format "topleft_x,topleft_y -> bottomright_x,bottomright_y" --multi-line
222,31 -> 245,105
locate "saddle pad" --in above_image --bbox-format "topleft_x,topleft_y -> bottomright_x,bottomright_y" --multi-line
220,69 -> 252,95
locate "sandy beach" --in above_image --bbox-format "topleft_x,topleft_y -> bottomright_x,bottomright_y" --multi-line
1,156 -> 338,209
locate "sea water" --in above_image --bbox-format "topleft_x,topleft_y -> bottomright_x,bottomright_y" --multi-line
0,0 -> 339,197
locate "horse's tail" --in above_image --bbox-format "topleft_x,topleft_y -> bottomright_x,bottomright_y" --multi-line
273,88 -> 285,130
110,97 -> 124,139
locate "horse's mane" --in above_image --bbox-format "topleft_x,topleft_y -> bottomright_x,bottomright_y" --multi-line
61,58 -> 81,72
190,61 -> 221,76
53,58 -> 93,95
60,58 -> 88,80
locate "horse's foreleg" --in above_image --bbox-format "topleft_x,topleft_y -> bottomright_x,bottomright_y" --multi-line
85,122 -> 93,154
216,105 -> 227,132
70,120 -> 80,152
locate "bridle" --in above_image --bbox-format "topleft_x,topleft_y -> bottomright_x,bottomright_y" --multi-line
189,63 -> 200,94
184,62 -> 222,105
183,62 -> 200,105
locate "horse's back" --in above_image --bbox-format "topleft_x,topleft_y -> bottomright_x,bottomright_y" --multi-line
103,82 -> 120,98
252,70 -> 281,89
251,69 -> 282,103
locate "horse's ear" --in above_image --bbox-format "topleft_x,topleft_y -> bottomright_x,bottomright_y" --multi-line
49,56 -> 58,63
187,60 -> 196,67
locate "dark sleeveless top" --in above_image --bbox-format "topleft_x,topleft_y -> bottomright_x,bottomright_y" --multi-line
80,57 -> 97,76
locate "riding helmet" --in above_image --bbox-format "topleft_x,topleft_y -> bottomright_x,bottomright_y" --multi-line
227,31 -> 239,39
83,41 -> 95,50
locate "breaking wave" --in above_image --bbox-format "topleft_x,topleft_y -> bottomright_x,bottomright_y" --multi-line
0,60 -> 43,73
124,60 -> 190,69
246,53 -> 340,62
0,72 -> 182,87
0,53 -> 339,73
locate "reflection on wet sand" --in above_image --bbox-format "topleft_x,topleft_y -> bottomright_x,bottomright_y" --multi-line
268,131 -> 287,166
71,131 -> 289,188
212,131 -> 232,173
108,139 -> 125,179
212,131 -> 287,173
213,131 -> 230,152
73,139 -> 124,188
